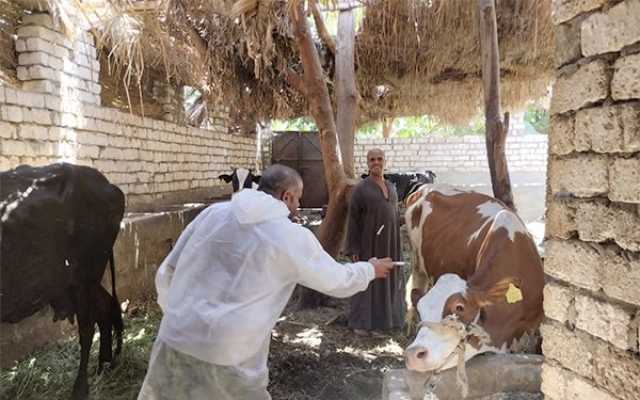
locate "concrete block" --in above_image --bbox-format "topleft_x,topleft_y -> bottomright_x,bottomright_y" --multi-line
575,103 -> 640,153
544,281 -> 576,325
574,294 -> 634,350
619,103 -> 640,152
25,37 -> 54,54
17,66 -> 29,81
22,80 -> 56,94
544,318 -> 640,385
44,95 -> 62,111
73,41 -> 92,55
18,124 -> 49,140
4,87 -> 18,104
590,327 -> 640,396
93,159 -> 119,173
566,373 -> 617,400
25,108 -> 52,125
581,0 -> 640,56
53,44 -> 69,60
122,149 -> 139,160
548,155 -> 609,197
2,140 -> 28,156
544,239 -> 599,291
555,240 -> 640,306
48,127 -> 76,142
575,106 -> 621,153
556,19 -> 582,67
1,106 -> 24,123
73,53 -> 90,68
15,38 -> 26,52
612,53 -> 640,101
28,65 -> 55,80
609,158 -> 640,203
100,147 -> 124,160
22,13 -> 54,29
541,363 -> 567,400
77,66 -> 92,81
17,26 -> 56,42
576,201 -> 640,251
47,55 -> 63,70
52,112 -> 78,128
14,90 -> 45,109
0,122 -> 17,139
18,51 -> 49,66
551,60 -> 610,115
552,0 -> 606,24
540,323 -> 594,377
61,59 -> 79,77
77,145 -> 100,159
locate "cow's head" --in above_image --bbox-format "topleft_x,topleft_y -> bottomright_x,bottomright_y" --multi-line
404,273 -> 519,372
218,168 -> 261,192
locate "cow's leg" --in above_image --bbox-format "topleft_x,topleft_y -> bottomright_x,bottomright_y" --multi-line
72,285 -> 94,400
95,286 -> 113,374
111,290 -> 124,358
405,249 -> 430,336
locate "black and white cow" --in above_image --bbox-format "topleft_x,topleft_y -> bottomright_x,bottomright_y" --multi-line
361,171 -> 436,203
218,167 -> 261,192
1,163 -> 125,400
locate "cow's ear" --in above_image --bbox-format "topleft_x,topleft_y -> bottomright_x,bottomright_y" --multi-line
218,174 -> 233,183
468,278 -> 522,308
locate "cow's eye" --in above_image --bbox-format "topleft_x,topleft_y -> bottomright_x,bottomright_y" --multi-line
455,304 -> 465,313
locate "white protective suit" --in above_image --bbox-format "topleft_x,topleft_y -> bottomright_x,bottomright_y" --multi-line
138,189 -> 376,400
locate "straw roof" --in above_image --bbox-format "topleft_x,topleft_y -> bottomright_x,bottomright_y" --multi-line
7,0 -> 554,126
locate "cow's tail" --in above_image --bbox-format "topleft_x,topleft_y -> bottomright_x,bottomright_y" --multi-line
109,250 -> 124,357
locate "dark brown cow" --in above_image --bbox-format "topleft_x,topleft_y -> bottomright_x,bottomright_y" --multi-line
402,183 -> 543,372
1,163 -> 125,399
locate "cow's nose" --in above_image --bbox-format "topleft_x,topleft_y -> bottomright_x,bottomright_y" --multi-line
405,346 -> 429,368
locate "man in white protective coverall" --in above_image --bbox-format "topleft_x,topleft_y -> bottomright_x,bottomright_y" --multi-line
137,164 -> 395,400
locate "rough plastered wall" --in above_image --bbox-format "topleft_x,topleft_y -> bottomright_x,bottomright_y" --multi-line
0,12 -> 256,209
543,0 -> 640,399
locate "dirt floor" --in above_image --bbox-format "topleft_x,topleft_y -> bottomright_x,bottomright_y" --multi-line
269,298 -> 409,400
0,296 -> 408,400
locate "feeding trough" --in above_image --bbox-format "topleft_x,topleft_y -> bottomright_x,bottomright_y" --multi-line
383,353 -> 543,400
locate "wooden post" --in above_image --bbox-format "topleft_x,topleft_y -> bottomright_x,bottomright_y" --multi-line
335,0 -> 358,178
290,2 -> 356,308
477,0 -> 516,211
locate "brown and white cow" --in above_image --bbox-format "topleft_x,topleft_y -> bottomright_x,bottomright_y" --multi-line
403,184 -> 544,372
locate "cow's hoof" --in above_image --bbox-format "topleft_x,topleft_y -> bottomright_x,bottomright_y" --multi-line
96,361 -> 116,374
71,382 -> 89,400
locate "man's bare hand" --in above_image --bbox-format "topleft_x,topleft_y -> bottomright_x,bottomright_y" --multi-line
369,257 -> 393,279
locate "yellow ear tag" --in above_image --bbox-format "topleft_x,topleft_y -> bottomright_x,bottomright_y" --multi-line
505,283 -> 523,304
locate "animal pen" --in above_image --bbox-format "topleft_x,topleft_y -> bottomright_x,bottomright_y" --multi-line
1,0 -> 639,399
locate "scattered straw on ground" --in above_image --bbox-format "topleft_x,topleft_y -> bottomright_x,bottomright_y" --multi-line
0,299 -> 409,400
